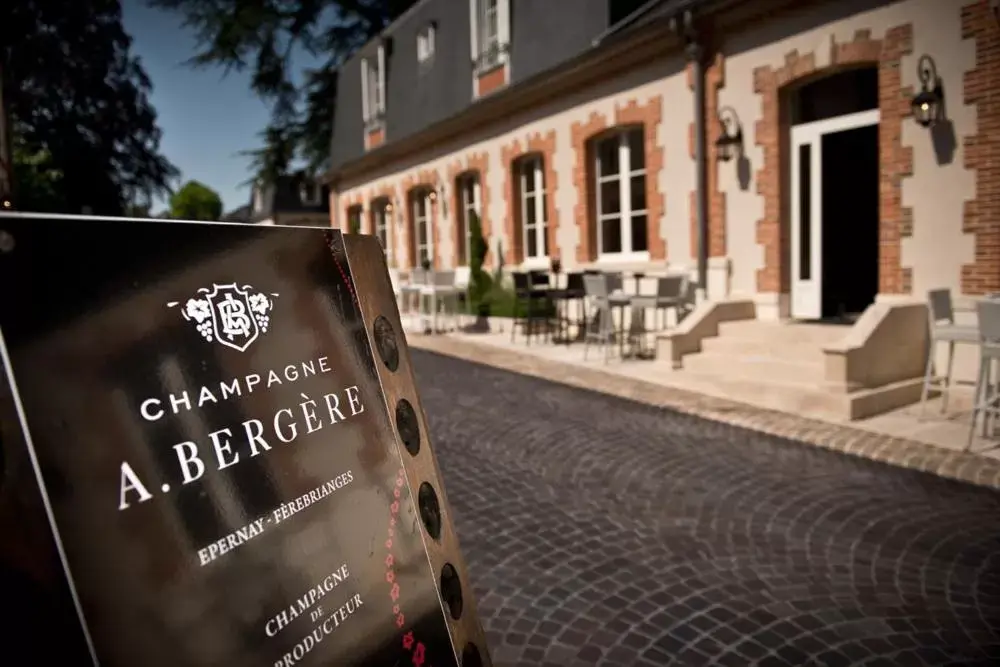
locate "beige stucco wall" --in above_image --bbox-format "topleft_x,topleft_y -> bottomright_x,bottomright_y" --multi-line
717,0 -> 980,380
334,55 -> 695,276
718,0 -> 977,309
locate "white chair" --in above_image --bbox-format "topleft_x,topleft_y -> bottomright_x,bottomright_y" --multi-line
420,270 -> 457,333
388,269 -> 401,308
399,269 -> 426,325
452,267 -> 472,328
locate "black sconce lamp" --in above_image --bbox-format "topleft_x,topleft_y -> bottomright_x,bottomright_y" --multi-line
435,184 -> 448,217
714,106 -> 743,163
911,54 -> 944,128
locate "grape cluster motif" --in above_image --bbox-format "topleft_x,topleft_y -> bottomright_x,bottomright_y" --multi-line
182,298 -> 214,342
248,292 -> 273,332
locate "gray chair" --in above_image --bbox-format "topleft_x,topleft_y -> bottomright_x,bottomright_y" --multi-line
652,275 -> 688,330
920,289 -> 980,416
967,298 -> 1000,450
583,274 -> 615,363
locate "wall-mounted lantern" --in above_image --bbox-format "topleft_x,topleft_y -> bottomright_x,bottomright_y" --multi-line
714,106 -> 743,163
911,54 -> 944,128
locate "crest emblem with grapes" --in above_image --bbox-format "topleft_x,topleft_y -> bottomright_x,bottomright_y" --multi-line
169,283 -> 278,352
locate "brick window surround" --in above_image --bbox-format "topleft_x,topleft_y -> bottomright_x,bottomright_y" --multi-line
688,53 -> 727,259
477,66 -> 508,97
341,192 -> 365,232
447,152 -> 491,267
752,27 -> 914,296
961,1 -> 1000,295
401,169 -> 441,269
570,97 -> 666,263
367,183 -> 398,262
501,131 -> 558,265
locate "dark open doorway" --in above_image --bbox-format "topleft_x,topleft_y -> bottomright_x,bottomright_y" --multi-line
789,65 -> 881,322
821,123 -> 880,319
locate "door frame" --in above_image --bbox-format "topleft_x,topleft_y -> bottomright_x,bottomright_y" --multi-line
789,108 -> 880,320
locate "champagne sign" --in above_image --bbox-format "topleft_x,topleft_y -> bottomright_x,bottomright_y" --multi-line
0,213 -> 491,667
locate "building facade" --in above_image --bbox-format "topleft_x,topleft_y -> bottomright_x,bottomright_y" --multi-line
229,172 -> 331,226
327,0 -> 999,323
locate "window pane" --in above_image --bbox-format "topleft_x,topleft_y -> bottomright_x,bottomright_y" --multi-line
597,138 -> 619,177
628,129 -> 645,171
600,179 -> 620,215
601,218 -> 622,254
525,193 -> 537,225
418,220 -> 428,245
630,174 -> 646,212
630,214 -> 648,252
522,165 -> 535,194
526,227 -> 537,258
798,143 -> 812,280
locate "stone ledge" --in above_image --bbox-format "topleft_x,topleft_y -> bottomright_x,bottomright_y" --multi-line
408,335 -> 1000,491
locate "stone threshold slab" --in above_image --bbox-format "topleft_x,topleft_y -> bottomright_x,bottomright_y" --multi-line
408,334 -> 1000,492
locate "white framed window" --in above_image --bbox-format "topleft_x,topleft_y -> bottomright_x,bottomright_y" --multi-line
346,205 -> 363,233
456,172 -> 481,265
252,186 -> 264,213
411,190 -> 433,267
417,23 -> 435,63
371,198 -> 392,258
300,182 -> 321,206
361,45 -> 386,126
594,128 -> 649,260
517,156 -> 548,262
469,0 -> 510,73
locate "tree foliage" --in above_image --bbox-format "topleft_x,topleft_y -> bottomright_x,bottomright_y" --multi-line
5,0 -> 178,214
150,0 -> 416,182
170,180 -> 223,220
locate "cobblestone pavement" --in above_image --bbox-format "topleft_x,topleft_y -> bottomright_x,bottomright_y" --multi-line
411,350 -> 1000,667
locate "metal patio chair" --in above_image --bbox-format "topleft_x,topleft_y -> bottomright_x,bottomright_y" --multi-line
967,298 -> 1000,450
920,288 -> 980,416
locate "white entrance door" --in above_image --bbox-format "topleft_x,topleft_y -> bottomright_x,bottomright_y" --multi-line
789,109 -> 880,319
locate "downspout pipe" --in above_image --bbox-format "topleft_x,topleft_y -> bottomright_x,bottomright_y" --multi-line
672,11 -> 708,299
690,40 -> 708,300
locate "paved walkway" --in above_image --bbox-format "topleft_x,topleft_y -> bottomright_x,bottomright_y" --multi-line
411,349 -> 1000,667
409,331 -> 1000,490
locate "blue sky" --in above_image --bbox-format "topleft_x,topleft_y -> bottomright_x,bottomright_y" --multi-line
122,2 -> 321,213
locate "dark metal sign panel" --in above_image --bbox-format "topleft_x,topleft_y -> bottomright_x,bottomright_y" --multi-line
0,214 -> 490,667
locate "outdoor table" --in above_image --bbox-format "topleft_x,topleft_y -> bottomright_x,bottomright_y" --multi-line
419,282 -> 462,333
608,291 -> 633,358
550,287 -> 585,345
623,295 -> 657,360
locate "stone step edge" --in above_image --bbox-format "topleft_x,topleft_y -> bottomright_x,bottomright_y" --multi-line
408,334 -> 1000,492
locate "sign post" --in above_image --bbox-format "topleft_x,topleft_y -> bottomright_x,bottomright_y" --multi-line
0,213 -> 491,667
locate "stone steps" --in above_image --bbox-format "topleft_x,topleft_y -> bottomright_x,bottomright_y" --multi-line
658,319 -> 877,420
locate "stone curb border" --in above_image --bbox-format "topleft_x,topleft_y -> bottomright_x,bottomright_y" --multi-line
409,335 -> 1000,492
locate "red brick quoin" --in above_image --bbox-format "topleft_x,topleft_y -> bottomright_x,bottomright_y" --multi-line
401,169 -> 441,270
961,1 -> 1000,296
446,152 -> 491,267
752,27 -> 914,296
570,97 -> 666,264
501,131 -> 558,266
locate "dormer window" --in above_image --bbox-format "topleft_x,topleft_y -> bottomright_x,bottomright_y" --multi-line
361,45 -> 386,128
299,182 -> 321,206
417,23 -> 436,64
470,0 -> 509,74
